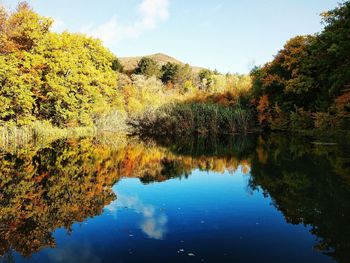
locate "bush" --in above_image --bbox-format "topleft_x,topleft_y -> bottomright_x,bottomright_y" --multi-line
270,105 -> 289,130
290,108 -> 313,130
313,112 -> 337,130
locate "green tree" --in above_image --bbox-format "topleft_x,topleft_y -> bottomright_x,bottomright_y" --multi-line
134,57 -> 161,78
250,1 -> 350,131
112,58 -> 124,73
311,1 -> 350,98
198,69 -> 214,90
161,62 -> 179,84
176,63 -> 193,88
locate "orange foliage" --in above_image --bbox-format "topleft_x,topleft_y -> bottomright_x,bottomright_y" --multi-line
335,91 -> 350,116
257,95 -> 271,126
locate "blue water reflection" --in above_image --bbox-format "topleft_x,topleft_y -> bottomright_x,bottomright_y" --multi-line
1,134 -> 348,263
11,168 -> 333,263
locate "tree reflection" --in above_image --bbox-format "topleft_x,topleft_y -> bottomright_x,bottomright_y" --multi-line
0,138 -> 120,257
249,134 -> 350,263
0,135 -> 252,257
0,133 -> 349,262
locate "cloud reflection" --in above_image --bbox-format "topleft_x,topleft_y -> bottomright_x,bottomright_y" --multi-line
106,194 -> 168,240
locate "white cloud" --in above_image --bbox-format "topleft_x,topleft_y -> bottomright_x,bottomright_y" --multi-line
105,193 -> 168,240
138,0 -> 169,25
81,0 -> 170,45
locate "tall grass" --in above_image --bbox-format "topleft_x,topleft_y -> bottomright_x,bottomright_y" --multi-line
94,110 -> 129,133
130,102 -> 256,137
0,121 -> 96,152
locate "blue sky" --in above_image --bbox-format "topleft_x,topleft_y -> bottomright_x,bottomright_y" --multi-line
3,0 -> 341,73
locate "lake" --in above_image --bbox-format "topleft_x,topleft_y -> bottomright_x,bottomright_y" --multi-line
0,134 -> 349,263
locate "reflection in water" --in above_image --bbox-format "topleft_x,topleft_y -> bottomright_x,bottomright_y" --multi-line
0,139 -> 119,257
106,194 -> 168,240
0,133 -> 349,262
0,136 -> 250,258
249,134 -> 350,263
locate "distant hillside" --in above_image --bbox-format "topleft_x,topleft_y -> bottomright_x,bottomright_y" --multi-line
119,53 -> 204,74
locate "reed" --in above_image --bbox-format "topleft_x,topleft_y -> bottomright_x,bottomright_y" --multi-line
0,121 -> 96,152
130,102 -> 256,137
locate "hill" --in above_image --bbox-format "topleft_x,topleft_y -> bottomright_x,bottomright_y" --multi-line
119,53 -> 204,74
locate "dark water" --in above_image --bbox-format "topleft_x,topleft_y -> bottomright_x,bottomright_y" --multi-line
0,134 -> 349,263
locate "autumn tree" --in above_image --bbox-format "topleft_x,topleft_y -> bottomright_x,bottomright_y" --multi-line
0,2 -> 121,126
250,1 -> 350,131
176,63 -> 193,88
0,2 -> 52,53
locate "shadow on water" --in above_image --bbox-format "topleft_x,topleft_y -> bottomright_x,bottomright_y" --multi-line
0,133 -> 349,262
150,134 -> 257,159
248,134 -> 350,263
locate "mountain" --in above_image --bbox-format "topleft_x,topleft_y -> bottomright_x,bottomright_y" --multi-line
119,53 -> 204,74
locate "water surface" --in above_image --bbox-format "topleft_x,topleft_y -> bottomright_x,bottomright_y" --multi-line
0,134 -> 349,263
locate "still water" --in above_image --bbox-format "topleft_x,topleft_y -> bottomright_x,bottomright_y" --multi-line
0,134 -> 349,263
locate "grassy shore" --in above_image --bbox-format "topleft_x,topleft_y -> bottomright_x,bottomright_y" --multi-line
0,121 -> 96,151
130,102 -> 257,137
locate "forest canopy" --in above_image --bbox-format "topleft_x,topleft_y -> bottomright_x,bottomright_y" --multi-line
251,1 -> 350,131
0,1 -> 349,135
0,2 -> 251,132
0,2 -> 121,126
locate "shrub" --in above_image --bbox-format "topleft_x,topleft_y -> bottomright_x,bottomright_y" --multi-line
313,112 -> 337,130
270,104 -> 289,130
290,108 -> 313,130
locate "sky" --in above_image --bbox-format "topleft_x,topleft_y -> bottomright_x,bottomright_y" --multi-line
2,0 -> 341,73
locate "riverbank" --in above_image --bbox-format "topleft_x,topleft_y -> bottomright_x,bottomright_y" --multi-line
0,122 -> 96,151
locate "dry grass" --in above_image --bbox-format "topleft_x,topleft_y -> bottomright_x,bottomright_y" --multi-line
0,122 -> 96,152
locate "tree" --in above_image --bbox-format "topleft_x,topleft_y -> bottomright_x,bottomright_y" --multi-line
176,63 -> 193,88
0,2 -> 52,124
315,1 -> 350,97
250,1 -> 350,131
134,57 -> 161,78
112,58 -> 124,73
0,2 -> 121,127
161,62 -> 179,84
198,69 -> 214,90
34,32 -> 119,126
0,2 -> 52,53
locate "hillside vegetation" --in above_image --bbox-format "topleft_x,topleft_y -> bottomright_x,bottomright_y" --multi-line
119,53 -> 205,74
0,1 -> 349,142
